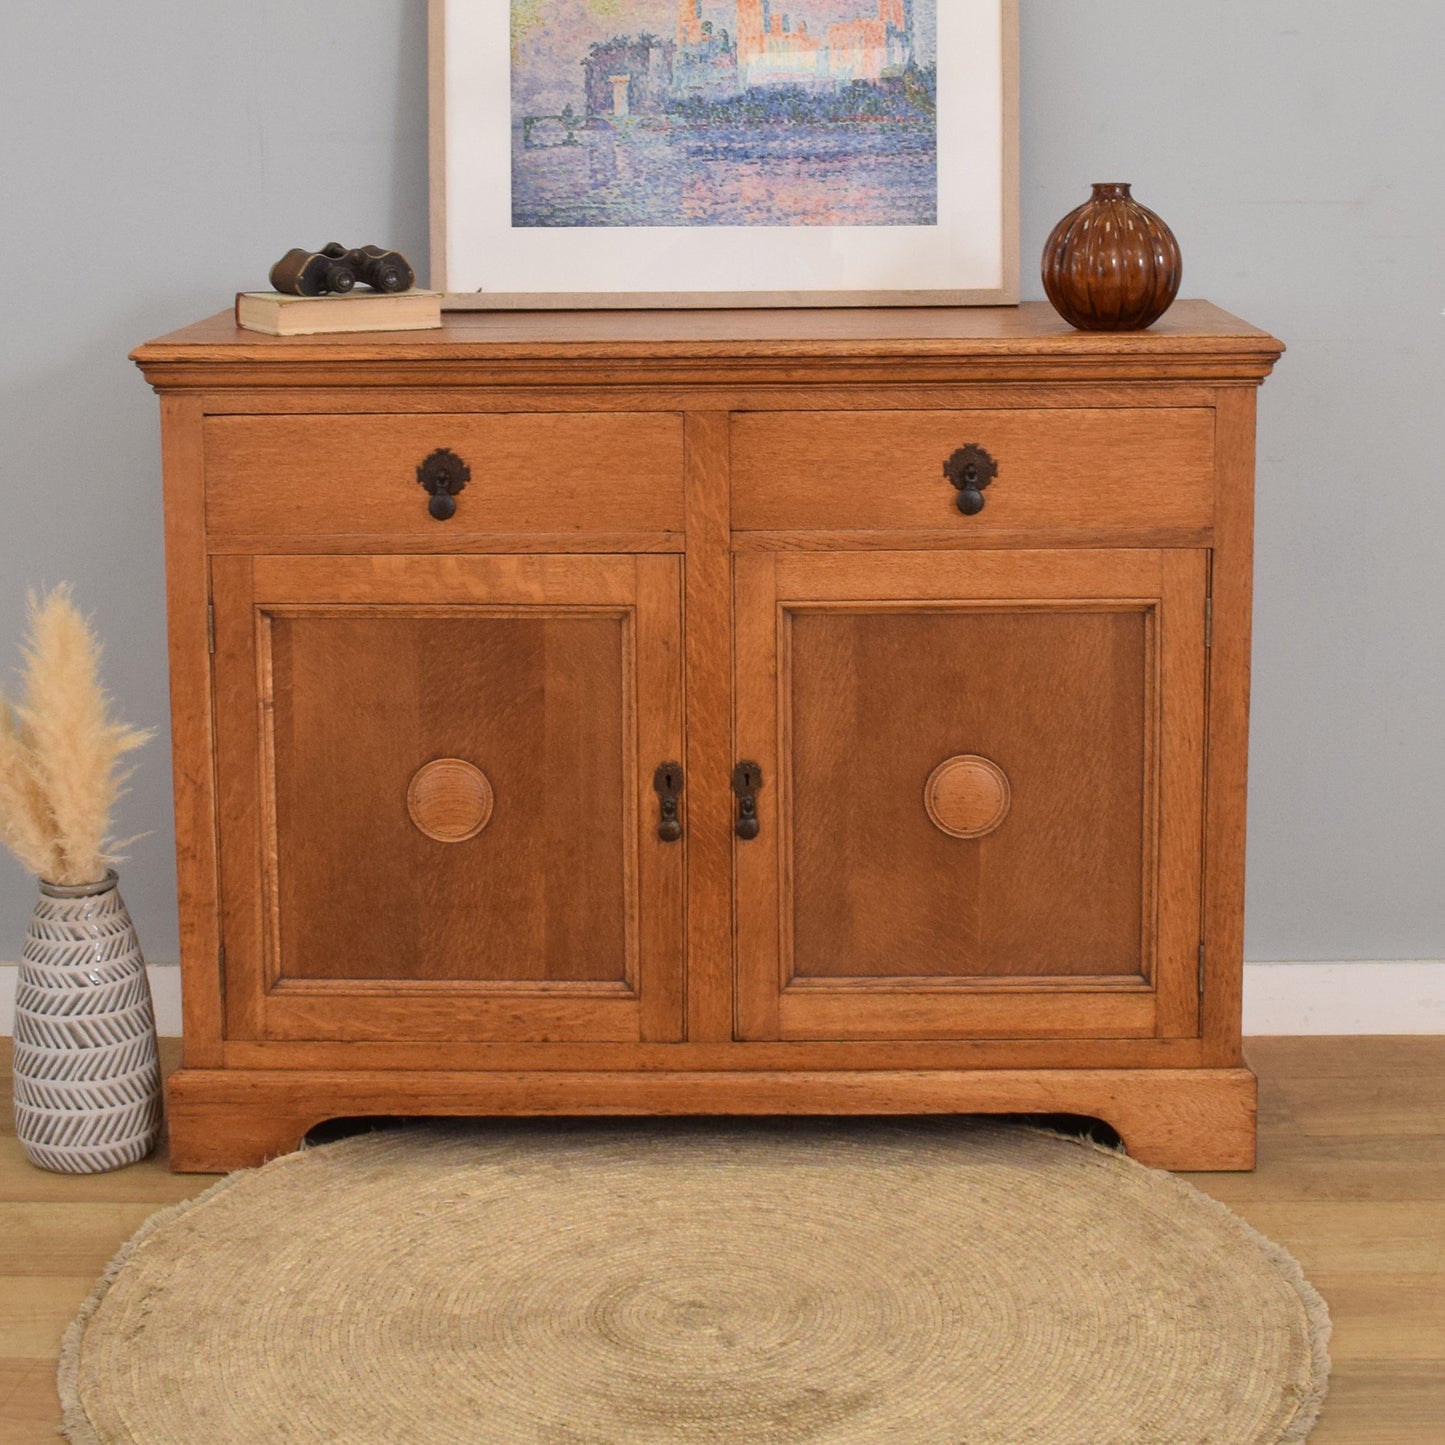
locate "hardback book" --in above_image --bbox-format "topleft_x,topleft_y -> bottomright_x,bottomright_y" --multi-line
234,290 -> 443,336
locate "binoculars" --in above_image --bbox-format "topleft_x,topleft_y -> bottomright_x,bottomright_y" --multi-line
269,243 -> 415,297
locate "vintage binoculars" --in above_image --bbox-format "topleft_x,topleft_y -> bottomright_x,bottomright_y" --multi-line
269,243 -> 415,297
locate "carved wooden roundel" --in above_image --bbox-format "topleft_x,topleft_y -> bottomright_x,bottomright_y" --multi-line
924,755 -> 1011,840
406,759 -> 494,843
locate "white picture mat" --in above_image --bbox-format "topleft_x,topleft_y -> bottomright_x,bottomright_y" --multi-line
439,1 -> 1010,303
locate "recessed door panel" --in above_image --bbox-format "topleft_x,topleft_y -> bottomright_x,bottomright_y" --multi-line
788,606 -> 1148,980
735,550 -> 1206,1043
213,554 -> 684,1045
268,610 -> 628,985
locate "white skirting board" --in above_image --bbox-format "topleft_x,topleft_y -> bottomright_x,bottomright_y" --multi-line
1239,961 -> 1445,1035
2,961 -> 1444,1038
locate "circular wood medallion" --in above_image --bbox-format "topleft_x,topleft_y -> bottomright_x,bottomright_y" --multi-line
406,759 -> 494,843
924,755 -> 1011,840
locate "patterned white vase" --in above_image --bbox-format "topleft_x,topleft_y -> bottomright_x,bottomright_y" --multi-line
11,871 -> 163,1173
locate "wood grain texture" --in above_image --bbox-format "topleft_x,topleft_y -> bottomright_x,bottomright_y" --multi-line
682,413 -> 736,1042
267,607 -> 629,982
161,1063 -> 1255,1172
132,299 -> 1283,368
251,552 -> 641,606
209,554 -> 263,1042
207,530 -> 682,556
1155,550 -> 1209,1039
733,525 -> 1216,553
785,603 -> 1148,979
732,554 -> 782,1043
137,305 -> 1275,1174
131,304 -> 1282,390
1202,387 -> 1258,1067
731,408 -> 1214,533
771,546 -> 1167,600
159,397 -> 224,1068
213,1035 -> 1211,1074
208,553 -> 684,1047
736,550 -> 1206,1045
185,381 -> 1228,417
633,555 -> 688,1043
204,412 -> 685,542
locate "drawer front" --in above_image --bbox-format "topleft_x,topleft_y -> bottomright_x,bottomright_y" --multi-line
731,409 -> 1215,535
205,413 -> 685,542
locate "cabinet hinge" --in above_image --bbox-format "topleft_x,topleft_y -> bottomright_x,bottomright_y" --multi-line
1204,596 -> 1213,649
207,602 -> 216,655
1197,941 -> 1206,994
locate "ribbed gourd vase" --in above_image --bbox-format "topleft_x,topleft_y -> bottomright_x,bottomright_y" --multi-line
11,872 -> 162,1173
1041,182 -> 1182,331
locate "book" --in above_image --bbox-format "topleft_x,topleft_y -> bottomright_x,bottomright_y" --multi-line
234,290 -> 443,336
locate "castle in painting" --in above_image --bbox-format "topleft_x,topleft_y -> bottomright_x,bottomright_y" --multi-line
582,0 -> 920,118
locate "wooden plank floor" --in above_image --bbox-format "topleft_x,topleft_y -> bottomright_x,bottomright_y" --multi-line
3,1037 -> 1442,1442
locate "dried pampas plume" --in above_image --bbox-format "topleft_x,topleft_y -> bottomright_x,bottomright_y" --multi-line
0,586 -> 154,885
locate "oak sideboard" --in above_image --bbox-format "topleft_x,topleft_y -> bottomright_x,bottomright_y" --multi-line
132,302 -> 1282,1172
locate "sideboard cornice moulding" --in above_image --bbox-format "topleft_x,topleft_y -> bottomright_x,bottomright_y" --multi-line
132,300 -> 1282,390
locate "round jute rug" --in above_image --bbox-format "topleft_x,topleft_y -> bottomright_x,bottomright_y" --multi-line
60,1121 -> 1329,1445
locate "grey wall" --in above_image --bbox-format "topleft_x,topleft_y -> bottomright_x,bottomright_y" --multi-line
0,1 -> 1440,966
0,1 -> 429,962
1021,2 -> 1445,960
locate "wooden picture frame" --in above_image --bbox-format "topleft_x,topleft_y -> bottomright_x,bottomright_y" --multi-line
429,0 -> 1018,309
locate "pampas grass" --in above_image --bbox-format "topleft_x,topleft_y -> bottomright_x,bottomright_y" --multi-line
0,586 -> 153,885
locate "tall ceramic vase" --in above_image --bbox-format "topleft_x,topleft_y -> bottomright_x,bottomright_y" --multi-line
11,871 -> 162,1173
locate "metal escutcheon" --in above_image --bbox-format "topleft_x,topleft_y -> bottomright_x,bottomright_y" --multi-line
653,762 -> 684,843
732,761 -> 763,841
943,444 -> 999,516
417,448 -> 472,521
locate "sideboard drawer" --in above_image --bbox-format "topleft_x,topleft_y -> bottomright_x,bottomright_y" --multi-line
730,409 -> 1215,535
204,413 -> 685,543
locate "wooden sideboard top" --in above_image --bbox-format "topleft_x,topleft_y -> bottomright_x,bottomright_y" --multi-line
132,299 -> 1283,389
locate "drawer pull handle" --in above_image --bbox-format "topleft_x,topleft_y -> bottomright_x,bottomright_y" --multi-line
653,762 -> 684,843
732,761 -> 763,841
943,444 -> 998,516
417,447 -> 471,521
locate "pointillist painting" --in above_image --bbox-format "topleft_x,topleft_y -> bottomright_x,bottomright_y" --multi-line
511,1 -> 938,228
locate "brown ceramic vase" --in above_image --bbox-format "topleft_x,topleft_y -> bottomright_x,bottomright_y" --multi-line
1041,183 -> 1182,331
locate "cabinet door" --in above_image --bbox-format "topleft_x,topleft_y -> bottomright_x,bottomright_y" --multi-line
212,554 -> 683,1044
734,550 -> 1207,1042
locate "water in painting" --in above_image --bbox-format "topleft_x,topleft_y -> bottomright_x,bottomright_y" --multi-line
511,1 -> 938,227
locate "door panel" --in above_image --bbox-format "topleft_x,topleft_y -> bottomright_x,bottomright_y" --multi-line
268,610 -> 628,984
212,554 -> 684,1044
788,606 -> 1148,979
735,550 -> 1206,1043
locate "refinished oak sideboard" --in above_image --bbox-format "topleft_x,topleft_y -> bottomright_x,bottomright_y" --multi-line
133,302 -> 1282,1172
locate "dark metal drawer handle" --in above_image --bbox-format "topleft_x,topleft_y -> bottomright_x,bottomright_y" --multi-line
732,761 -> 763,841
417,448 -> 471,521
653,762 -> 684,844
943,444 -> 999,516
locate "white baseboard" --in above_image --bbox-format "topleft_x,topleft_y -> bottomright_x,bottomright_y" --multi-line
1241,960 -> 1445,1035
3,961 -> 1444,1039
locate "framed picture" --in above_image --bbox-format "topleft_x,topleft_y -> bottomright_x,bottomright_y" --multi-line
430,0 -> 1018,308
